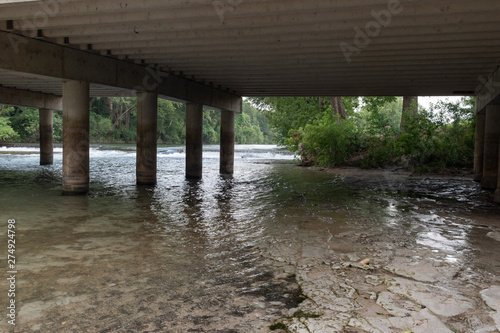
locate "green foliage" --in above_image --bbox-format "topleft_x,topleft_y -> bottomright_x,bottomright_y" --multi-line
251,96 -> 476,172
301,117 -> 361,168
0,105 -> 18,141
269,322 -> 287,330
53,112 -> 63,142
0,117 -> 18,141
395,97 -> 475,171
202,109 -> 219,144
90,112 -> 114,142
158,99 -> 185,144
0,98 -> 274,145
249,97 -> 357,146
357,97 -> 401,133
5,106 -> 40,142
361,131 -> 397,169
237,101 -> 274,144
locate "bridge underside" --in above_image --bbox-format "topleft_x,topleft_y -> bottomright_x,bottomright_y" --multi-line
0,0 -> 499,196
0,0 -> 499,97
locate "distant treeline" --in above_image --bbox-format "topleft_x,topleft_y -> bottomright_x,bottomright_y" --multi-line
1,95 -> 476,173
0,98 -> 275,145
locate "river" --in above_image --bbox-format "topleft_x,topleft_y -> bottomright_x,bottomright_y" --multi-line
0,145 -> 499,333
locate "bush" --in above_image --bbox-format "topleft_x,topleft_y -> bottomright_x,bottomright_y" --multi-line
90,112 -> 113,142
394,99 -> 475,172
301,118 -> 361,168
361,134 -> 397,168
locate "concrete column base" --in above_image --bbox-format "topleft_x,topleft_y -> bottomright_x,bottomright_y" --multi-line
62,80 -> 90,195
39,108 -> 53,165
220,111 -> 235,175
481,105 -> 500,190
136,92 -> 158,185
186,103 -> 203,179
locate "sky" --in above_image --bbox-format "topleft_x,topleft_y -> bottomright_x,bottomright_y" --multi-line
419,96 -> 463,110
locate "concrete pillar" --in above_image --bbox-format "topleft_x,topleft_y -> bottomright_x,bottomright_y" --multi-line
186,103 -> 203,179
481,105 -> 500,190
474,112 -> 486,182
136,92 -> 158,185
39,108 -> 53,165
62,80 -> 90,195
496,152 -> 500,203
220,111 -> 235,175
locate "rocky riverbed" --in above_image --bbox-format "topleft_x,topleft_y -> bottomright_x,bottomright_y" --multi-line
262,167 -> 500,333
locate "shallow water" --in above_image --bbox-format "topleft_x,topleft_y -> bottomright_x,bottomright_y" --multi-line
0,145 -> 499,332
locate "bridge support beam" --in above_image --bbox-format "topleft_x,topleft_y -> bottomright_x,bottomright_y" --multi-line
474,112 -> 486,182
481,105 -> 500,190
62,80 -> 90,195
496,162 -> 500,203
136,92 -> 158,185
186,103 -> 203,179
220,111 -> 235,175
39,108 -> 54,165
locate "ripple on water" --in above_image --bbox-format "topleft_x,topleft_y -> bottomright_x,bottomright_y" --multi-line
1,147 -> 500,332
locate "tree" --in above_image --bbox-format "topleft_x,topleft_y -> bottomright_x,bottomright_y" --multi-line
0,105 -> 18,141
400,96 -> 418,131
0,117 -> 17,141
248,97 -> 357,146
330,96 -> 347,122
5,106 -> 39,142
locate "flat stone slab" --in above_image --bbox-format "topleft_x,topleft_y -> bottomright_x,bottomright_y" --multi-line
384,256 -> 460,283
481,286 -> 500,330
386,277 -> 475,317
345,292 -> 454,333
348,308 -> 454,333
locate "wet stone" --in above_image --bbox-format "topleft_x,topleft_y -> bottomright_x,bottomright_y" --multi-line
351,308 -> 454,333
384,255 -> 461,283
486,231 -> 500,242
387,277 -> 475,317
480,286 -> 500,330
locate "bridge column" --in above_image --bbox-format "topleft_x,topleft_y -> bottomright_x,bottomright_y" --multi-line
474,112 -> 486,182
62,80 -> 90,195
186,103 -> 203,179
136,92 -> 158,185
496,157 -> 500,203
39,108 -> 53,165
220,111 -> 235,175
481,105 -> 500,190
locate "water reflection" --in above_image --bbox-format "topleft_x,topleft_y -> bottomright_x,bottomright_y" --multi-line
1,146 -> 500,332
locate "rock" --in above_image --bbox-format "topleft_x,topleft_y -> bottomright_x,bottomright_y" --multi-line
387,277 -> 474,317
360,258 -> 371,265
480,286 -> 500,330
384,257 -> 460,283
486,232 -> 500,242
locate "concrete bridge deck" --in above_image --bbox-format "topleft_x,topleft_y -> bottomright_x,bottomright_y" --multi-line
0,0 -> 499,197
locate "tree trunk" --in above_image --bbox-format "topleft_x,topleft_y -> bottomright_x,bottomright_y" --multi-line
117,103 -> 123,129
105,103 -> 136,138
400,96 -> 418,131
125,106 -> 130,130
104,97 -> 113,118
330,97 -> 347,123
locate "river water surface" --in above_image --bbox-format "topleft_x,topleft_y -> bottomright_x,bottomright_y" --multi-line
0,145 -> 499,333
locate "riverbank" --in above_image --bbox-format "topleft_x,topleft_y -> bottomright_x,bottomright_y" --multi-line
265,167 -> 500,333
